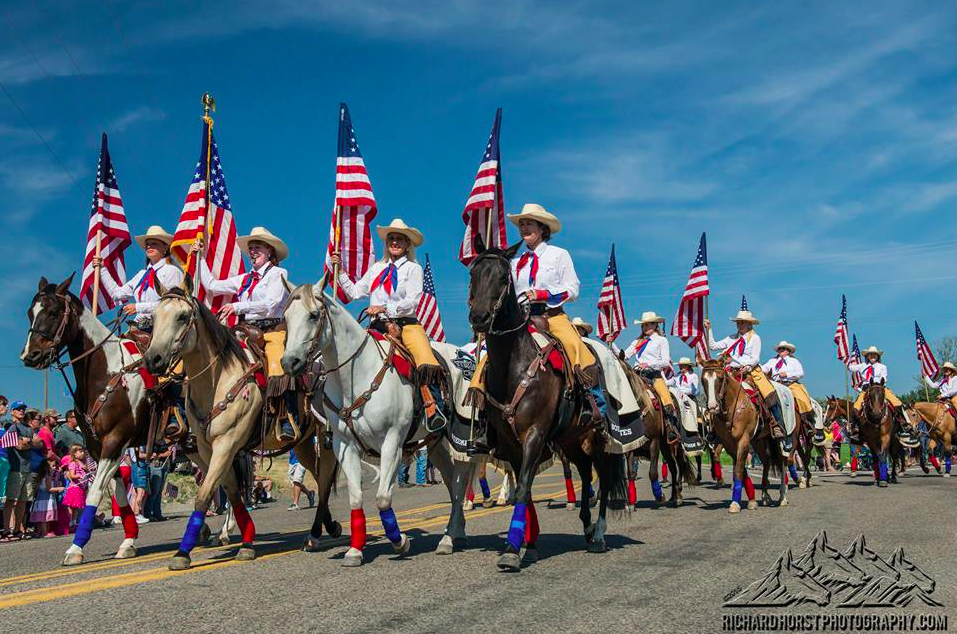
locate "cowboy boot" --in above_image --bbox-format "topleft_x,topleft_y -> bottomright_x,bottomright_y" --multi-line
422,384 -> 447,434
894,410 -> 919,447
846,415 -> 862,445
808,413 -> 826,446
663,404 -> 681,444
764,392 -> 793,452
280,392 -> 299,442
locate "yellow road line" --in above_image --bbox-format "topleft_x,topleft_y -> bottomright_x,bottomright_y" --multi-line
0,486 -> 567,610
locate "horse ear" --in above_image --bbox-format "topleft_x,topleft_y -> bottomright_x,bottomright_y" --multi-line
38,277 -> 49,292
473,233 -> 486,255
503,240 -> 523,259
182,273 -> 194,295
56,272 -> 76,295
154,276 -> 167,297
282,275 -> 295,294
315,272 -> 328,291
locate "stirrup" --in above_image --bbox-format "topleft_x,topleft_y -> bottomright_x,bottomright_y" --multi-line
425,408 -> 447,434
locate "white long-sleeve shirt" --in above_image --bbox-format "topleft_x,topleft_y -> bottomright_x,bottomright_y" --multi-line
709,329 -> 761,368
624,333 -> 671,371
847,361 -> 887,386
666,371 -> 699,397
101,260 -> 184,328
925,374 -> 957,398
200,261 -> 289,320
760,355 -> 805,384
337,256 -> 422,319
511,242 -> 579,308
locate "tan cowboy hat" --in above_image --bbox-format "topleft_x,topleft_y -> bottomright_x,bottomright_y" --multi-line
941,361 -> 957,374
775,340 -> 796,353
506,203 -> 562,235
237,227 -> 289,262
135,225 -> 174,251
633,311 -> 665,325
570,317 -> 593,335
677,357 -> 693,367
861,346 -> 883,358
730,310 -> 760,324
376,218 -> 424,247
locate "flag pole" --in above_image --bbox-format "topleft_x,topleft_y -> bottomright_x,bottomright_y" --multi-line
193,92 -> 215,297
91,229 -> 103,317
332,205 -> 342,301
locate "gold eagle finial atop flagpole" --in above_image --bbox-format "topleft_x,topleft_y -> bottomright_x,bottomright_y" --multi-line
202,92 -> 216,122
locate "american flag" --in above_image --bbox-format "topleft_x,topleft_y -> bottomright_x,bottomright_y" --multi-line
834,294 -> 850,363
416,254 -> 446,342
915,321 -> 939,380
0,430 -> 20,449
80,133 -> 131,314
850,334 -> 863,389
170,121 -> 244,313
670,233 -> 710,361
740,295 -> 749,312
324,103 -> 377,302
597,244 -> 626,342
459,108 -> 507,265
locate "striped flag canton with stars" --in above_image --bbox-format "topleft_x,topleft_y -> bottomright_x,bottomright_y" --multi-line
597,245 -> 625,341
417,255 -> 446,342
916,321 -> 939,379
205,137 -> 230,211
834,295 -> 850,363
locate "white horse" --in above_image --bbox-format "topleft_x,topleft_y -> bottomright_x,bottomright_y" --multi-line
281,281 -> 472,567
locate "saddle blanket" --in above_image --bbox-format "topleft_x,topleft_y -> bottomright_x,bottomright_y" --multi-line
526,326 -> 565,371
236,341 -> 268,389
669,388 -> 701,434
740,378 -> 796,437
368,330 -> 414,381
430,341 -> 490,460
120,340 -> 157,389
585,339 -> 641,417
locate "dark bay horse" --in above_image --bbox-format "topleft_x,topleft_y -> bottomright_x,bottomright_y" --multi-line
854,383 -> 898,487
699,360 -> 787,511
468,241 -> 628,571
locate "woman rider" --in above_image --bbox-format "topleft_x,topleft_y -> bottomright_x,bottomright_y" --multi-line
192,227 -> 297,441
760,341 -> 823,444
330,219 -> 446,433
847,346 -> 918,447
625,311 -> 681,445
468,204 -> 603,415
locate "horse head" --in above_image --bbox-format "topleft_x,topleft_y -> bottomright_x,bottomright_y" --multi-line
467,240 -> 523,334
699,358 -> 727,413
21,273 -> 80,369
823,395 -> 848,426
145,282 -> 200,374
281,276 -> 335,377
862,382 -> 887,424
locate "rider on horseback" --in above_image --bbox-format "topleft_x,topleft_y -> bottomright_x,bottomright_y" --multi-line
924,361 -> 957,414
761,341 -> 823,445
192,227 -> 297,442
664,356 -> 705,453
467,204 -> 605,418
330,219 -> 447,433
705,304 -> 792,452
626,312 -> 682,446
847,346 -> 918,446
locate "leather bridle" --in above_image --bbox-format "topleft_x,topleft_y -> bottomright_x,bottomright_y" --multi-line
468,252 -> 526,337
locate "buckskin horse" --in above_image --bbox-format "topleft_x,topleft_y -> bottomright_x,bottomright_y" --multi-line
144,280 -> 339,569
911,400 -> 954,477
699,359 -> 787,511
467,241 -> 628,571
280,279 -> 474,566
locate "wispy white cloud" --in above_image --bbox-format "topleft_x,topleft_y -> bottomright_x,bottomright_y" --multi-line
109,106 -> 166,133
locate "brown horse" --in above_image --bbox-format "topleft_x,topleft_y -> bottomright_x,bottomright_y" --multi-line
854,383 -> 897,487
619,362 -> 696,508
911,401 -> 955,477
697,443 -> 726,487
699,359 -> 787,511
468,241 -> 628,571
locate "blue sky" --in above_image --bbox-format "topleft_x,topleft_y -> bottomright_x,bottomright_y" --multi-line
2,0 -> 956,409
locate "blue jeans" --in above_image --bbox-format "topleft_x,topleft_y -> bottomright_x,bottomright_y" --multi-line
144,465 -> 168,519
415,450 -> 427,485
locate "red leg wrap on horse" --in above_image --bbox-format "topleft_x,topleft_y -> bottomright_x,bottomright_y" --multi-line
783,473 -> 788,485
929,455 -> 940,469
743,475 -> 756,501
873,464 -> 880,481
232,504 -> 256,543
119,504 -> 139,539
564,477 -> 577,503
467,489 -> 474,502
524,502 -> 539,545
851,456 -> 858,472
661,464 -> 668,479
627,480 -> 637,505
714,462 -> 723,480
111,464 -> 132,517
350,509 -> 367,551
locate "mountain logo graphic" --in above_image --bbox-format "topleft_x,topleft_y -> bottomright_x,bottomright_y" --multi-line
723,531 -> 943,608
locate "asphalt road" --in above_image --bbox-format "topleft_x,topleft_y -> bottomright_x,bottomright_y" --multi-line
0,463 -> 953,633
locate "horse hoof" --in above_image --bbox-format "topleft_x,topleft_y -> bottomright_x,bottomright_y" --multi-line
497,552 -> 522,572
669,499 -> 680,509
747,500 -> 758,510
729,502 -> 741,514
654,498 -> 664,508
565,502 -> 576,509
218,535 -> 231,547
463,500 -> 474,511
850,471 -> 857,478
435,535 -> 454,555
342,548 -> 363,567
944,473 -> 951,478
877,480 -> 888,488
761,496 -> 772,507
169,555 -> 191,571
236,546 -> 256,561
327,521 -> 343,539
199,523 -> 212,544
523,546 -> 539,563
115,545 -> 137,559
586,540 -> 608,553
303,536 -> 322,552
392,534 -> 411,556
779,498 -> 788,507
798,480 -> 806,489
62,552 -> 84,567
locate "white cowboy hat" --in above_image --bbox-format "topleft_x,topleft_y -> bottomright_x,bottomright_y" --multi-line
677,357 -> 693,366
570,316 -> 593,335
633,311 -> 665,325
506,203 -> 562,235
730,310 -> 760,324
375,218 -> 424,247
861,346 -> 883,358
775,340 -> 796,353
941,361 -> 957,374
134,225 -> 174,251
237,227 -> 289,262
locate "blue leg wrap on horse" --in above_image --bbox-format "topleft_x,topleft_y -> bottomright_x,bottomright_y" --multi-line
732,479 -> 743,504
379,508 -> 402,544
479,478 -> 491,499
788,465 -> 799,481
879,462 -> 888,481
179,510 -> 206,553
506,503 -> 527,551
651,480 -> 663,501
72,505 -> 98,547
590,386 -> 607,417
946,458 -> 952,473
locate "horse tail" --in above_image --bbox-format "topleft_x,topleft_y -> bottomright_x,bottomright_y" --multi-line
595,450 -> 629,515
676,446 -> 699,486
765,439 -> 784,478
232,450 -> 254,506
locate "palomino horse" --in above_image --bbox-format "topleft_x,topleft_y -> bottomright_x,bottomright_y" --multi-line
280,281 -> 473,566
144,283 -> 339,569
618,362 -> 696,507
699,359 -> 787,511
468,241 -> 628,571
911,401 -> 954,477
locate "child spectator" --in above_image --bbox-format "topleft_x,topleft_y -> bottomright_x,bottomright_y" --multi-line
29,456 -> 65,537
286,448 -> 315,511
63,444 -> 90,529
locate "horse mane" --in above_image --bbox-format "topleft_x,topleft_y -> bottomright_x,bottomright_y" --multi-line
164,288 -> 247,366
